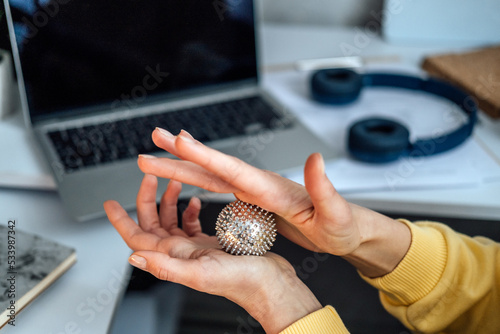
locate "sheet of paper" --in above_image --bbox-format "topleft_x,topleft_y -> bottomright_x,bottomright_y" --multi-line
263,66 -> 500,193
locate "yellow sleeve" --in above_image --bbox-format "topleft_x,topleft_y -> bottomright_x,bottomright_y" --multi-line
279,306 -> 350,334
361,220 -> 500,333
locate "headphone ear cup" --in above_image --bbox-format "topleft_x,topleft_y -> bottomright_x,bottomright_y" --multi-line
348,118 -> 411,163
310,68 -> 363,105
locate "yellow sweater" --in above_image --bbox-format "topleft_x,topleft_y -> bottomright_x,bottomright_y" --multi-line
281,220 -> 500,334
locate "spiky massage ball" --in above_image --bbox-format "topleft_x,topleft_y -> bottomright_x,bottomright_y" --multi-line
215,200 -> 277,256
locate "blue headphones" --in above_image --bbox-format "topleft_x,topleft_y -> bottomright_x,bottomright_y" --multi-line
310,68 -> 477,163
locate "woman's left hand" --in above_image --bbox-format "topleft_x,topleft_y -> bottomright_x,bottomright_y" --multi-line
104,174 -> 321,334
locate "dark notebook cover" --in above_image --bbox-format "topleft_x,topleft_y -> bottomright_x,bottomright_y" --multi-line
0,222 -> 76,328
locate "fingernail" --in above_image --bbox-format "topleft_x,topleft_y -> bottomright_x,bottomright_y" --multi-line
178,130 -> 196,144
318,153 -> 325,175
129,255 -> 147,269
156,127 -> 174,138
138,154 -> 157,159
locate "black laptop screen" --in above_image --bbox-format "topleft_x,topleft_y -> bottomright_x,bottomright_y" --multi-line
6,0 -> 257,121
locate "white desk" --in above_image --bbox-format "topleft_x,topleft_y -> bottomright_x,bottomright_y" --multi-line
259,24 -> 500,220
0,23 -> 499,334
0,190 -> 131,333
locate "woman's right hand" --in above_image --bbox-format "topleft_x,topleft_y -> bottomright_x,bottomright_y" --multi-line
138,129 -> 360,254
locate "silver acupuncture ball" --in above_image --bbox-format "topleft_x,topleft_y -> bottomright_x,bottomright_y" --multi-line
215,200 -> 277,256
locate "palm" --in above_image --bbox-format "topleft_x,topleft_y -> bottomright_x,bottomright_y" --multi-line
230,171 -> 357,255
133,230 -> 220,258
150,236 -> 293,301
106,212 -> 297,310
104,174 -> 295,304
105,170 -> 324,333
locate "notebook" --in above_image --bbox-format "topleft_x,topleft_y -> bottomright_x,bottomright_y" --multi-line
0,222 -> 76,328
4,0 -> 335,221
422,46 -> 500,119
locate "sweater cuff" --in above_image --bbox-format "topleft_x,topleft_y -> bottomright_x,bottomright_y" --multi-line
280,306 -> 350,334
360,219 -> 448,305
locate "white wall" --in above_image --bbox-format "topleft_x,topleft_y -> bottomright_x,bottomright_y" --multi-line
260,0 -> 384,26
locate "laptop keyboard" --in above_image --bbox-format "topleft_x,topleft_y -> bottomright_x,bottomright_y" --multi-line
48,96 -> 291,172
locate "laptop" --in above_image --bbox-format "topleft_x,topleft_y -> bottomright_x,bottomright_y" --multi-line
4,0 -> 335,222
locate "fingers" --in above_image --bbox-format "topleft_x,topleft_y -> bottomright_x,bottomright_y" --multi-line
129,251 -> 205,290
142,128 -> 272,198
104,200 -> 161,251
175,130 -> 268,194
136,174 -> 161,231
151,127 -> 177,156
104,200 -> 138,244
138,156 -> 240,194
182,197 -> 203,236
159,180 -> 187,237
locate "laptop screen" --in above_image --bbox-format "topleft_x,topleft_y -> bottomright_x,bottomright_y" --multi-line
6,0 -> 257,122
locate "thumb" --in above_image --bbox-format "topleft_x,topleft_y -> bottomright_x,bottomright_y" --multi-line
303,153 -> 359,255
128,251 -> 200,288
304,153 -> 347,219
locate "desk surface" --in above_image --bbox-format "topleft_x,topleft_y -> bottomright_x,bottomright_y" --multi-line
1,23 -> 499,334
0,189 -> 131,333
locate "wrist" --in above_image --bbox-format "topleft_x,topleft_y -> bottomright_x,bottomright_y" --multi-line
243,262 -> 322,333
343,206 -> 412,278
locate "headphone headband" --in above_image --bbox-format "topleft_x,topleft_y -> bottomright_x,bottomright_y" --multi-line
310,69 -> 477,163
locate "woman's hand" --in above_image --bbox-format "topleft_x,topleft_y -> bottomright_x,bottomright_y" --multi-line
104,174 -> 321,334
137,128 -> 411,277
137,128 -> 362,255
